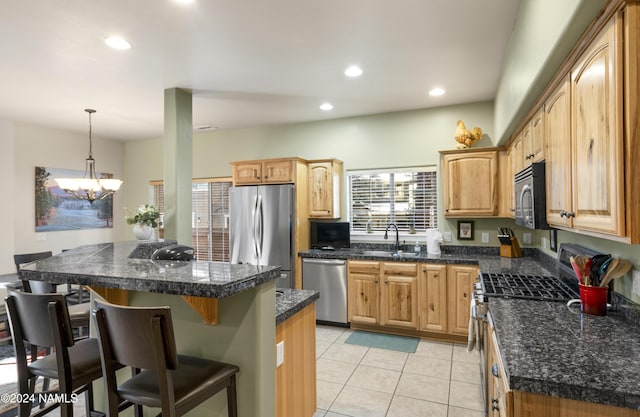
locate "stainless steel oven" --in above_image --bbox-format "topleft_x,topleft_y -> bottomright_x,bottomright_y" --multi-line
514,161 -> 549,229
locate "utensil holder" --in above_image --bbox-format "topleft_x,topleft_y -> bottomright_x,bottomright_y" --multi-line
579,284 -> 607,316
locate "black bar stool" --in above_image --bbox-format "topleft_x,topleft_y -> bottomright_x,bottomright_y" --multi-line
5,291 -> 103,417
93,298 -> 239,417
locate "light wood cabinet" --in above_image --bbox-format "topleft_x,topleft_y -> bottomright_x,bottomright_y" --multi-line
231,158 -> 304,185
276,304 -> 317,417
487,323 -> 513,417
418,264 -> 448,333
545,77 -> 573,228
440,149 -> 499,217
570,15 -> 624,236
529,107 -> 545,163
498,150 -> 514,218
380,262 -> 418,329
348,260 -> 418,330
347,261 -> 381,325
509,133 -> 524,176
308,159 -> 343,219
446,264 -> 478,336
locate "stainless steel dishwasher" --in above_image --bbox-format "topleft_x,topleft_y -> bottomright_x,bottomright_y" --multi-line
302,258 -> 348,325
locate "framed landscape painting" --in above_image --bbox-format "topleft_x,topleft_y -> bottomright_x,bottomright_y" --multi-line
35,166 -> 114,231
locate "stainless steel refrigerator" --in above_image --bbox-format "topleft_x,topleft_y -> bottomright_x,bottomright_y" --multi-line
230,184 -> 295,288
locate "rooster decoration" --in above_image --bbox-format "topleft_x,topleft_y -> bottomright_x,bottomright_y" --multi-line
454,120 -> 483,149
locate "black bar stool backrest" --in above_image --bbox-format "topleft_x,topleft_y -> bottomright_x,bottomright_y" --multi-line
6,290 -> 74,349
13,251 -> 54,293
93,299 -> 179,370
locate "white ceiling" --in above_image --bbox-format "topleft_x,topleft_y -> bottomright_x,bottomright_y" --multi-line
0,0 -> 521,141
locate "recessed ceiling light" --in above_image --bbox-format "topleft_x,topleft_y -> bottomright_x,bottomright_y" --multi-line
429,87 -> 445,97
174,0 -> 194,3
319,103 -> 334,111
105,36 -> 131,50
345,66 -> 363,78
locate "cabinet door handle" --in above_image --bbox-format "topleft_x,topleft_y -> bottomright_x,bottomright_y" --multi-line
384,280 -> 388,284
463,292 -> 467,298
256,176 -> 261,179
445,208 -> 449,212
434,273 -> 439,277
491,399 -> 500,411
560,210 -> 566,218
567,211 -> 575,218
374,280 -> 379,284
491,363 -> 500,378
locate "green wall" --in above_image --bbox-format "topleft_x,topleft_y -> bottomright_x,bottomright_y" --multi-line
124,101 -> 498,244
493,0 -> 605,143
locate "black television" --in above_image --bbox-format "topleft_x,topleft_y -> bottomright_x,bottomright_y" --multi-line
310,221 -> 350,250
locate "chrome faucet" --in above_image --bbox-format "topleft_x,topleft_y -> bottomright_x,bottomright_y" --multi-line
384,223 -> 400,252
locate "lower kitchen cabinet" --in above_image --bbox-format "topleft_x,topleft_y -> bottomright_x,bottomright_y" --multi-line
349,260 -> 477,340
380,262 -> 418,329
418,264 -> 448,333
348,261 -> 418,329
275,304 -> 317,417
447,264 -> 478,336
348,260 -> 381,325
488,327 -> 513,417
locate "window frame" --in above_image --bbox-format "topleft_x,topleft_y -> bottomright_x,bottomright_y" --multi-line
347,166 -> 438,239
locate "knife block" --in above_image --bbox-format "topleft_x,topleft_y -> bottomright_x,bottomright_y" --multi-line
499,236 -> 522,258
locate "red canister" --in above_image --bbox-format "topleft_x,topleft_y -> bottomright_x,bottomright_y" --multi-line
579,284 -> 608,316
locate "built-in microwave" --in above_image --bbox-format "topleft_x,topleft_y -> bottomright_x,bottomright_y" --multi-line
514,162 -> 549,229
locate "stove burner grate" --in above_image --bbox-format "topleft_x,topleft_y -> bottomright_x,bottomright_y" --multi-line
480,273 -> 579,301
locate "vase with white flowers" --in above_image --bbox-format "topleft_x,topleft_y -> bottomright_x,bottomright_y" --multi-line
125,204 -> 160,241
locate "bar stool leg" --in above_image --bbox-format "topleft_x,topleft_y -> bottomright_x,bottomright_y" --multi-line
226,374 -> 238,417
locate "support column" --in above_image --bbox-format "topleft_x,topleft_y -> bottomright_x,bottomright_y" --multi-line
163,88 -> 192,245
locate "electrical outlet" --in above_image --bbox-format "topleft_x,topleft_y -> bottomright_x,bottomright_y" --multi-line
542,237 -> 548,249
481,232 -> 489,243
36,233 -> 46,241
443,231 -> 452,242
276,341 -> 284,367
633,270 -> 640,298
523,233 -> 532,244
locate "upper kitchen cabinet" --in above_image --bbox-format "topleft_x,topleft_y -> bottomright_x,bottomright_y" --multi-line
440,148 -> 499,217
231,157 -> 308,185
308,159 -> 343,219
545,77 -> 573,229
570,13 -> 624,236
509,132 -> 524,175
528,107 -> 545,164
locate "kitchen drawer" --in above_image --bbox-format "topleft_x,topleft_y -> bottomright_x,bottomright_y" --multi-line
383,262 -> 418,276
348,260 -> 380,273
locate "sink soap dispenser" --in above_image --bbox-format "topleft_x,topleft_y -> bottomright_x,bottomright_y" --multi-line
414,242 -> 421,254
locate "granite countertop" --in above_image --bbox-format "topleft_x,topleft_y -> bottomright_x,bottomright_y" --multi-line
301,245 -> 640,409
299,247 -> 555,277
490,298 -> 640,410
20,241 -> 280,299
275,288 -> 320,325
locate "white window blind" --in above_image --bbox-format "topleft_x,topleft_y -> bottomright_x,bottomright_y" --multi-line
348,167 -> 438,233
150,178 -> 231,261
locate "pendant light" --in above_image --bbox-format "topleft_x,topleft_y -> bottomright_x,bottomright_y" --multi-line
55,109 -> 122,203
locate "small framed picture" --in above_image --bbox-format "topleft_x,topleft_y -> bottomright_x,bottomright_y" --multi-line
457,220 -> 474,240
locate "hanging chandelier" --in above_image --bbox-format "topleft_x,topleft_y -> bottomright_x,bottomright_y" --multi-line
55,109 -> 123,203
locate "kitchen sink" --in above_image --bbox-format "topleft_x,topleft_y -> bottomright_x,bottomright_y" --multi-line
360,250 -> 394,256
358,250 -> 420,258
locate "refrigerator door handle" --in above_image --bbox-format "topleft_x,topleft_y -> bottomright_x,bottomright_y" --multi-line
256,193 -> 263,261
252,193 -> 259,259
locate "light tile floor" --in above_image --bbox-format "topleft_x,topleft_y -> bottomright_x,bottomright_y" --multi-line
314,325 -> 484,417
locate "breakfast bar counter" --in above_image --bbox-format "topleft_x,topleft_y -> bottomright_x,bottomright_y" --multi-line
20,241 -> 282,417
